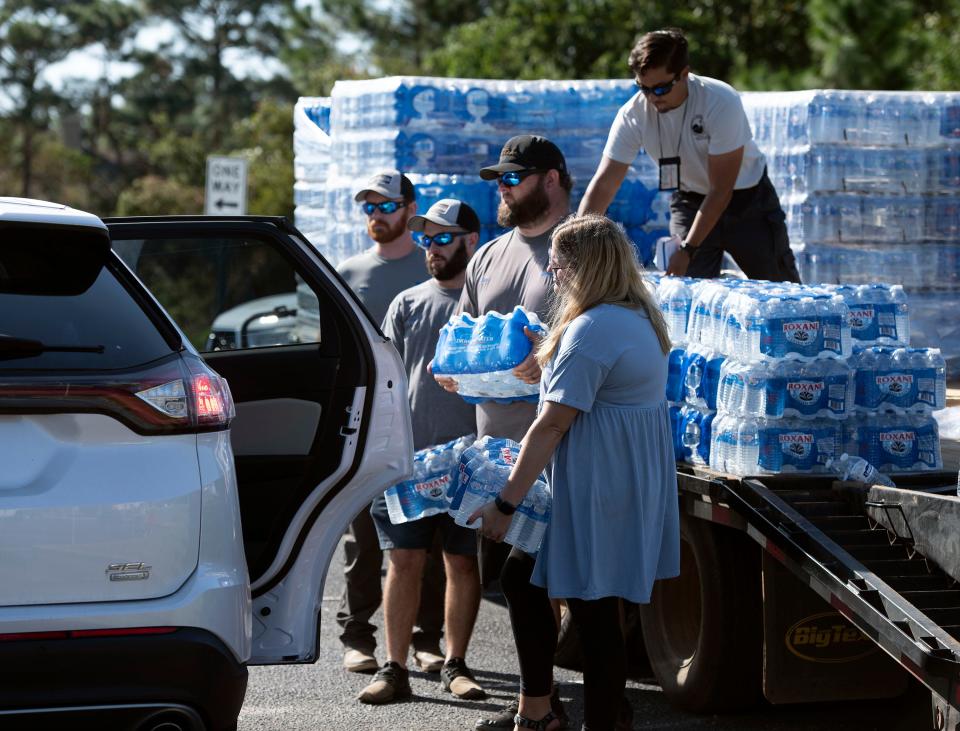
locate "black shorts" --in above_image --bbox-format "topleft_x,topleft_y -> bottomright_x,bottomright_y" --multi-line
370,494 -> 478,555
669,170 -> 801,283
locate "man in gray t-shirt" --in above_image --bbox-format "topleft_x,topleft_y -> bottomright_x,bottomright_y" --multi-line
438,135 -> 572,443
360,199 -> 485,705
335,169 -> 441,676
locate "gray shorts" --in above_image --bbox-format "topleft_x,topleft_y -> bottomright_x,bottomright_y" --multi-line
370,494 -> 478,555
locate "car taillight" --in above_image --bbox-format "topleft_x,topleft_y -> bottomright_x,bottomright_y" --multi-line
0,353 -> 234,435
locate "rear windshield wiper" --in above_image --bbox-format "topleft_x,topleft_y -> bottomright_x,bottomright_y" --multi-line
0,334 -> 105,360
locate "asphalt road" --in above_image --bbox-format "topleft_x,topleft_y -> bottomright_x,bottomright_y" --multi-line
238,539 -> 930,731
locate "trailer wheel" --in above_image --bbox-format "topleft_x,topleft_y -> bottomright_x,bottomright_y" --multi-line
639,513 -> 762,713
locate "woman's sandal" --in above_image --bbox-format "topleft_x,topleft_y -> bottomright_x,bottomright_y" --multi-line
513,710 -> 559,731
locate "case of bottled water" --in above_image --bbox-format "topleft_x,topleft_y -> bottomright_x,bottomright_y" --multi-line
844,414 -> 942,473
710,415 -> 842,475
717,358 -> 855,420
852,346 -> 947,413
433,307 -> 547,403
384,434 -> 475,524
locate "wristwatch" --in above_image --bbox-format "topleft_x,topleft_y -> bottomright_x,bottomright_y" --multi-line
494,495 -> 517,515
679,240 -> 699,256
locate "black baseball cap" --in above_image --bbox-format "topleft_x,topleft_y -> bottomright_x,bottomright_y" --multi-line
408,199 -> 481,234
479,135 -> 568,180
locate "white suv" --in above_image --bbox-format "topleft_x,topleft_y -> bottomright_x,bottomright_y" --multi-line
0,198 -> 413,730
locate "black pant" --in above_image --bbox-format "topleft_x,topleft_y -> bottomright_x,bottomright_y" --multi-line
336,505 -> 445,653
670,170 -> 801,283
500,550 -> 626,731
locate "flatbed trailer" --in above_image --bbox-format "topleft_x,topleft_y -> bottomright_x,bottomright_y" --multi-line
640,464 -> 960,730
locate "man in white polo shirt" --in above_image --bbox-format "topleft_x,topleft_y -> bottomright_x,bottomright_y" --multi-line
579,28 -> 800,283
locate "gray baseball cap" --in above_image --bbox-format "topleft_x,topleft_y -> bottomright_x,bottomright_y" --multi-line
353,169 -> 416,202
407,199 -> 481,233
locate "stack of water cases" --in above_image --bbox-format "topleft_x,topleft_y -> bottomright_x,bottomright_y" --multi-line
294,77 -> 669,267
648,274 -> 946,476
741,90 -> 960,370
293,97 -> 335,256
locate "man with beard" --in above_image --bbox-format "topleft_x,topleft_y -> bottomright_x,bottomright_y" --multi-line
434,135 -> 572,729
359,199 -> 485,705
578,28 -> 800,283
337,170 -> 446,676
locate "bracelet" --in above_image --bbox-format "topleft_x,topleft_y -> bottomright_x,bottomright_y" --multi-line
679,241 -> 699,256
494,495 -> 517,516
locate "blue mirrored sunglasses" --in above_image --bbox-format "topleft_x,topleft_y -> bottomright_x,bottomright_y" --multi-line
498,169 -> 542,187
361,200 -> 406,215
636,74 -> 680,97
415,231 -> 467,248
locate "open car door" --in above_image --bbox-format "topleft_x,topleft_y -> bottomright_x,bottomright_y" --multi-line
106,215 -> 413,664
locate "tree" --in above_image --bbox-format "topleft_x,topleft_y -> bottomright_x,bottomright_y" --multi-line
142,0 -> 290,149
0,1 -> 93,196
324,0 -> 493,75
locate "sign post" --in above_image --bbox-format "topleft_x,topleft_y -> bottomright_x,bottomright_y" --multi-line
205,156 -> 248,215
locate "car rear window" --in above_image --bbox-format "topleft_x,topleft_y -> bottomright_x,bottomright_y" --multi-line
0,252 -> 176,371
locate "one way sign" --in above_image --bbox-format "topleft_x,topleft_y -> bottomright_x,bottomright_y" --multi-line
205,156 -> 248,215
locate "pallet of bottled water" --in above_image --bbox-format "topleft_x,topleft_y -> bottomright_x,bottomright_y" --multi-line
432,307 -> 547,403
450,436 -> 551,554
384,435 -> 475,524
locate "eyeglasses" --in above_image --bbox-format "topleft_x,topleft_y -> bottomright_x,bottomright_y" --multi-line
636,74 -> 681,97
361,200 -> 406,215
415,231 -> 467,248
497,169 -> 542,187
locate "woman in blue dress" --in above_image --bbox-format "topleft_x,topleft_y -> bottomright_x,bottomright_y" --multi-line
471,214 -> 680,731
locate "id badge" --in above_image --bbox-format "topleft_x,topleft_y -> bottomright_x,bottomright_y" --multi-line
659,156 -> 681,191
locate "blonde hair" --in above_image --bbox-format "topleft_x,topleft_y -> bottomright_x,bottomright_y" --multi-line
537,214 -> 671,366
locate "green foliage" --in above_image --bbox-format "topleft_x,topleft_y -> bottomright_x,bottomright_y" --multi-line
227,99 -> 295,217
115,175 -> 204,215
4,0 -> 960,222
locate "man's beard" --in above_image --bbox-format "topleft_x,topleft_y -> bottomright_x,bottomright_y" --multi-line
497,178 -> 550,228
427,241 -> 470,280
368,214 -> 408,243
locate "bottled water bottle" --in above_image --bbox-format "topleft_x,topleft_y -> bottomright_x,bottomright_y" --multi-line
452,454 -> 507,528
679,405 -> 715,465
503,479 -> 552,553
682,347 -> 725,411
385,434 -> 475,524
826,453 -> 895,487
656,277 -> 693,345
666,347 -> 686,403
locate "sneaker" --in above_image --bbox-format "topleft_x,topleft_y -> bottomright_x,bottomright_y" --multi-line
357,661 -> 412,705
439,657 -> 486,700
413,649 -> 445,673
343,648 -> 378,674
475,687 -> 567,729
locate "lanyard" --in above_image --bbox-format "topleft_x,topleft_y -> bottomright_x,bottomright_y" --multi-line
657,98 -> 690,159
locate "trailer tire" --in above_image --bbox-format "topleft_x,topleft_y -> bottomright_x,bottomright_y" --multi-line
639,513 -> 762,713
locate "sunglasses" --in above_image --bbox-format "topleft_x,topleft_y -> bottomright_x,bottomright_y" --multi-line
415,231 -> 467,248
636,74 -> 681,97
497,169 -> 543,187
361,200 -> 406,215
